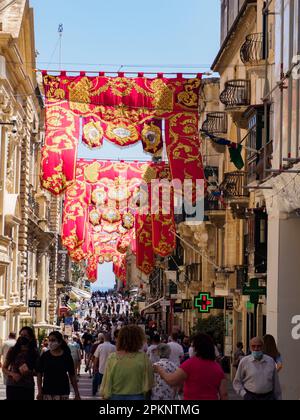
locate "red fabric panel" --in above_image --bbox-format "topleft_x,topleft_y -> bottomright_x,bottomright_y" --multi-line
41,101 -> 80,195
135,214 -> 154,275
43,73 -> 202,113
62,181 -> 91,252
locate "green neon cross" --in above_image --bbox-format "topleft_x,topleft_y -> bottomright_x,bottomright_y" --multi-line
194,293 -> 215,313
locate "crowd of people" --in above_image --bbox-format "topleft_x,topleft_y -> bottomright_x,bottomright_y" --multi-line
0,290 -> 283,401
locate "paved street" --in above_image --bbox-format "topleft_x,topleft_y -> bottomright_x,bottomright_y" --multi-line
0,370 -> 240,401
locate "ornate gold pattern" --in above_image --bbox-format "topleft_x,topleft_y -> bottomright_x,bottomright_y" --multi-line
89,209 -> 101,226
122,212 -> 134,230
177,79 -> 201,108
84,162 -> 102,183
83,121 -> 104,147
142,122 -> 162,153
102,208 -> 121,223
92,188 -> 107,205
106,122 -> 139,145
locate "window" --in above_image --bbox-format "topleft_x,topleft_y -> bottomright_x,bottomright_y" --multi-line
246,106 -> 270,183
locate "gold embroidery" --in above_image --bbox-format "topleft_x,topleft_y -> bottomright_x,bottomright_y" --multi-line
92,188 -> 107,206
142,122 -> 162,153
122,212 -> 134,230
84,162 -> 102,183
83,121 -> 104,147
89,209 -> 101,226
68,77 -> 92,103
102,208 -> 121,223
150,79 -> 174,111
105,122 -> 139,145
177,79 -> 201,108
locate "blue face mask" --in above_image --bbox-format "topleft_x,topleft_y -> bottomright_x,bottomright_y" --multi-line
252,351 -> 263,360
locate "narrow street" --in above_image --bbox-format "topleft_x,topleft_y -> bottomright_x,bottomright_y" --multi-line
0,0 -> 299,403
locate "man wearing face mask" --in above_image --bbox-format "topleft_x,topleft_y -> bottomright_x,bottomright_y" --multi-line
233,337 -> 282,400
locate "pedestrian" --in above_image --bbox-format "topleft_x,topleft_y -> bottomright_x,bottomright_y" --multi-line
68,336 -> 82,379
147,335 -> 161,364
154,333 -> 227,400
40,338 -> 49,354
2,327 -> 39,400
100,325 -> 154,400
168,333 -> 184,367
0,332 -> 17,384
36,331 -> 81,400
152,344 -> 178,400
233,342 -> 245,370
233,337 -> 282,400
73,317 -> 80,333
93,332 -> 115,396
263,334 -> 283,372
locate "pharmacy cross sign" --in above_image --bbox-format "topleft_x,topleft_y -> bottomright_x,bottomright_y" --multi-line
194,293 -> 215,313
243,279 -> 266,305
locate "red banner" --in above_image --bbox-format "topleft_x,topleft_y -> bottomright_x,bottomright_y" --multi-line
43,72 -> 201,112
135,214 -> 155,275
41,101 -> 80,195
62,181 -> 91,252
113,254 -> 127,285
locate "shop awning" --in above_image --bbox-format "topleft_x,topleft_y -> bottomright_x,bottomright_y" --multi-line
33,323 -> 61,331
141,297 -> 165,314
69,287 -> 91,302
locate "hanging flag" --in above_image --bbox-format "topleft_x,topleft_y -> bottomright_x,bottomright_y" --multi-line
202,130 -> 245,170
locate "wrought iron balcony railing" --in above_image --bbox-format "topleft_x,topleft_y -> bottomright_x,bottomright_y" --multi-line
204,196 -> 225,211
240,33 -> 265,65
201,112 -> 228,134
220,171 -> 249,199
28,186 -> 40,219
220,80 -> 251,109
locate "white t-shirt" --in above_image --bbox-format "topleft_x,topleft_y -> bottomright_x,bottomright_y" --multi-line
94,342 -> 116,374
168,341 -> 184,367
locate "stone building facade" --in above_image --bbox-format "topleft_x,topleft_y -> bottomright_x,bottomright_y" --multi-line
0,0 -> 64,344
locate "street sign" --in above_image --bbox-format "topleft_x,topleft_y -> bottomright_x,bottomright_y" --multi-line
182,299 -> 193,310
64,325 -> 72,337
194,293 -> 215,313
243,279 -> 266,304
28,300 -> 42,308
226,298 -> 234,311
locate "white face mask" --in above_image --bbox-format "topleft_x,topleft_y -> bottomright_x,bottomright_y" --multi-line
49,341 -> 60,352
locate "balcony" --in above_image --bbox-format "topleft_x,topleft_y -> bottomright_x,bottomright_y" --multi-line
28,187 -> 40,222
220,80 -> 251,110
240,33 -> 265,65
201,112 -> 228,134
220,172 -> 249,218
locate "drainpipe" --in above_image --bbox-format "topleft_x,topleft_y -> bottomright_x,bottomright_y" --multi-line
287,0 -> 295,159
296,0 -> 300,158
279,0 -> 284,169
263,0 -> 269,179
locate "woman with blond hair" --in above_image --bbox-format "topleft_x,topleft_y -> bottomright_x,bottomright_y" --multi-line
100,325 -> 153,400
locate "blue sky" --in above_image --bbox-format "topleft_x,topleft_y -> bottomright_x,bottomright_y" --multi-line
30,0 -> 220,289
